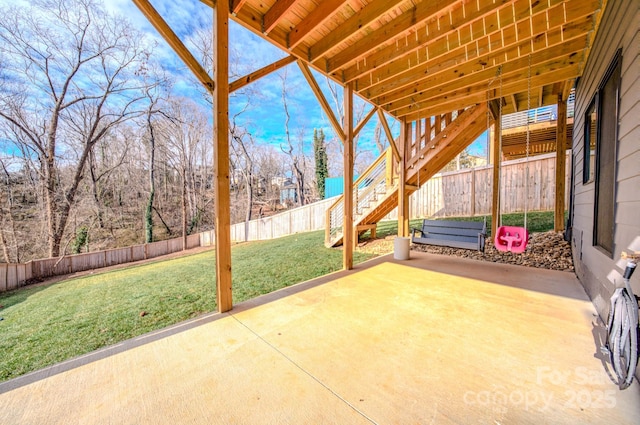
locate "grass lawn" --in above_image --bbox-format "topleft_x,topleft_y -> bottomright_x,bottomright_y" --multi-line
0,211 -> 558,382
0,231 -> 374,382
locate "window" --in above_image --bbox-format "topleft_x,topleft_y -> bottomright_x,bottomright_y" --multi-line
593,51 -> 622,256
583,98 -> 597,184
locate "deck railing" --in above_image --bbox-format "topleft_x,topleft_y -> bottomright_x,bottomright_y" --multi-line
501,90 -> 575,130
325,108 -> 471,246
325,147 -> 392,246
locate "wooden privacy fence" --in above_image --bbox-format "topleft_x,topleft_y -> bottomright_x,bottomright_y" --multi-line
387,152 -> 571,219
0,232 -> 213,294
230,197 -> 338,242
0,153 -> 569,293
230,152 -> 569,243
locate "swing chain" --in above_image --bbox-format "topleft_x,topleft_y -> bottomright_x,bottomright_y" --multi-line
524,54 -> 531,229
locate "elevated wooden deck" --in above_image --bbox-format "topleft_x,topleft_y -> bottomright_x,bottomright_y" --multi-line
2,253 -> 638,424
502,118 -> 574,160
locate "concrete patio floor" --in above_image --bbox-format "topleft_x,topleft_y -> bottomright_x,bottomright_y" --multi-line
1,252 -> 639,424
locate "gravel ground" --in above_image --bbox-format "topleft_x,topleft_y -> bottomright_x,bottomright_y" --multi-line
356,231 -> 575,272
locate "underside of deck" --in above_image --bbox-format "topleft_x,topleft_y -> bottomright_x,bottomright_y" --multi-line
1,253 -> 639,424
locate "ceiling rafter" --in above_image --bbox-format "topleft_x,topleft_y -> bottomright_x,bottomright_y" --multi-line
198,0 -> 603,121
358,0 -> 597,99
380,35 -> 587,114
263,0 -> 298,35
230,0 -> 249,15
307,0 -> 406,60
323,0 -> 460,72
386,38 -> 586,111
402,65 -> 580,121
392,57 -> 580,118
339,0 -> 558,83
288,0 -> 347,49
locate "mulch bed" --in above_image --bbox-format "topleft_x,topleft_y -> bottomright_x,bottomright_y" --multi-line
357,231 -> 575,272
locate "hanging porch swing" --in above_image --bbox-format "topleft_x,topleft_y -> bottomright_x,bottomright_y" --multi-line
491,56 -> 533,254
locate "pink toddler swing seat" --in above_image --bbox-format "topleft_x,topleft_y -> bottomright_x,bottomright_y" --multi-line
494,226 -> 529,253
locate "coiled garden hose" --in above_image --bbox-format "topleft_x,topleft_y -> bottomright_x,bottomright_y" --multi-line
602,257 -> 639,390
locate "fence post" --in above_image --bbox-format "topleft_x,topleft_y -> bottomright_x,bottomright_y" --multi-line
471,168 -> 476,216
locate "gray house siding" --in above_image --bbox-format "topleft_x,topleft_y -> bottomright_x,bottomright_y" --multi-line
571,0 -> 639,323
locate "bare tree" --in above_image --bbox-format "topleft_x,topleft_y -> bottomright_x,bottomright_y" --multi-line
0,158 -> 20,262
0,0 -> 159,257
279,69 -> 310,207
162,97 -> 213,246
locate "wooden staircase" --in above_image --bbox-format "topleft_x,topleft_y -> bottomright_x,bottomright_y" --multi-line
325,103 -> 489,247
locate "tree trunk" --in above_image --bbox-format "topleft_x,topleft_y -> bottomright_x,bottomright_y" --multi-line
244,172 -> 253,242
181,167 -> 188,250
88,149 -> 105,229
145,108 -> 156,244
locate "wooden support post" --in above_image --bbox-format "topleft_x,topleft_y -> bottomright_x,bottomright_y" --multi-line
555,95 -> 567,231
213,0 -> 232,313
491,122 -> 501,231
343,83 -> 354,270
398,120 -> 410,237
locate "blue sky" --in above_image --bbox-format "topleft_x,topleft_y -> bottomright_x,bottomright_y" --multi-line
101,0 -> 394,159
0,0 -> 485,167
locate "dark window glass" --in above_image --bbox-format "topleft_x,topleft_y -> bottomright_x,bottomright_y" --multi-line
583,99 -> 597,184
593,53 -> 621,256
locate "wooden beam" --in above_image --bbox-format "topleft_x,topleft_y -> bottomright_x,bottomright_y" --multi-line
263,0 -> 297,35
213,0 -> 232,313
562,79 -> 575,101
133,0 -> 214,92
297,60 -> 346,142
340,0 -> 515,82
377,109 -> 401,163
491,122 -> 501,231
398,120 -> 410,237
288,0 -> 345,49
200,0 -> 311,63
309,0 -> 403,60
554,95 -> 567,231
230,0 -> 249,15
324,0 -> 459,71
229,55 -> 295,93
511,94 -> 519,112
401,64 -> 581,122
358,1 -> 597,99
538,86 -> 544,110
343,83 -> 354,270
376,32 -> 589,110
390,57 -> 581,118
354,106 -> 376,137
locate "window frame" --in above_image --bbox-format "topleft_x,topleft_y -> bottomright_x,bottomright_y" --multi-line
592,49 -> 622,257
582,96 -> 597,184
